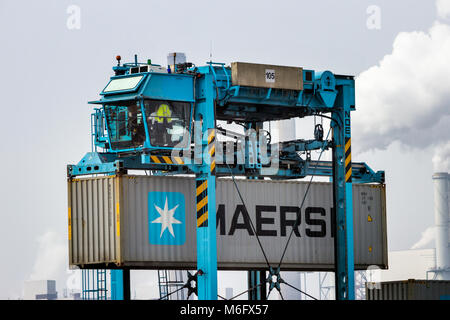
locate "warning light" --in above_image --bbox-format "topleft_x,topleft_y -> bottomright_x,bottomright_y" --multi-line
116,55 -> 121,66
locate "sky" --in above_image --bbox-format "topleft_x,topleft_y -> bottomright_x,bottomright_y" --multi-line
0,0 -> 448,299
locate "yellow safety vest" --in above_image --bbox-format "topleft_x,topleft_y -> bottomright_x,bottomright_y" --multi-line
155,104 -> 172,123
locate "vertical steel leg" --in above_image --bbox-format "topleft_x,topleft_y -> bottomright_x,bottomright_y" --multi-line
195,128 -> 217,299
248,271 -> 257,300
195,73 -> 218,300
332,86 -> 355,300
110,269 -> 124,300
122,268 -> 131,300
248,270 -> 266,300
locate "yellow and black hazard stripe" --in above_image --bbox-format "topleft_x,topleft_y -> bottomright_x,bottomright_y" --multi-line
196,179 -> 208,228
150,155 -> 184,165
208,129 -> 216,175
345,137 -> 352,183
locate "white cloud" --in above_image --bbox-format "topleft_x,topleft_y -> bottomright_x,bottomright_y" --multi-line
354,17 -> 450,251
411,226 -> 436,249
29,231 -> 67,281
432,141 -> 450,172
353,22 -> 450,155
437,0 -> 450,19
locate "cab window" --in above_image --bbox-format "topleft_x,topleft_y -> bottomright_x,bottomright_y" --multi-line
104,101 -> 146,150
144,99 -> 191,148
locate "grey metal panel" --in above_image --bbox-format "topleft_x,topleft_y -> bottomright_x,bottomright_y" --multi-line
352,184 -> 388,268
69,175 -> 387,270
215,179 -> 386,270
121,176 -> 197,268
366,280 -> 450,300
68,176 -> 119,266
231,62 -> 303,90
216,178 -> 333,269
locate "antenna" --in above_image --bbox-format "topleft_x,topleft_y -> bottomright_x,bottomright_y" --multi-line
209,40 -> 213,62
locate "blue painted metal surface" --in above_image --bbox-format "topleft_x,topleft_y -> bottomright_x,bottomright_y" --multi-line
110,270 -> 124,300
329,81 -> 356,300
194,72 -> 218,300
68,55 -> 386,300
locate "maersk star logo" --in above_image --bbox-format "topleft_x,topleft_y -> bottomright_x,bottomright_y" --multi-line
148,192 -> 186,245
152,197 -> 181,237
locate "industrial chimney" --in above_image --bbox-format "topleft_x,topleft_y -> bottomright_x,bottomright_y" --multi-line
432,172 -> 450,280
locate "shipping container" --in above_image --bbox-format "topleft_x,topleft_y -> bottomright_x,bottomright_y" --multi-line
366,279 -> 450,300
68,175 -> 387,270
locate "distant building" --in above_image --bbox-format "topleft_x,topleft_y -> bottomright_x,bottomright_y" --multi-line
378,249 -> 436,281
225,287 -> 233,300
24,280 -> 58,300
62,287 -> 82,300
282,272 -> 302,300
313,249 -> 437,300
72,292 -> 81,300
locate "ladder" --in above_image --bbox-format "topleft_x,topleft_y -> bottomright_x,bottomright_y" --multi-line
82,269 -> 108,300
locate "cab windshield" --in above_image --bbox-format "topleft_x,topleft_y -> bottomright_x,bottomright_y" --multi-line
103,99 -> 191,150
144,99 -> 191,148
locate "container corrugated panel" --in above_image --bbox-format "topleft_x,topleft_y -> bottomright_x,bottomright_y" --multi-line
68,175 -> 388,270
215,178 -> 386,270
68,177 -> 120,266
366,280 -> 450,300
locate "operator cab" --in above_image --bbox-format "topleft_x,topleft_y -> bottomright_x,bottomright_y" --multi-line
89,55 -> 194,154
103,99 -> 191,150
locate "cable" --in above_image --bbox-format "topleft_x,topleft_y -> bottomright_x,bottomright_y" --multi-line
265,283 -> 284,300
225,126 -> 330,302
209,118 -> 333,301
276,126 -> 332,269
282,281 -> 318,300
312,113 -> 342,129
158,285 -> 186,300
158,270 -> 200,300
226,164 -> 272,270
228,283 -> 264,300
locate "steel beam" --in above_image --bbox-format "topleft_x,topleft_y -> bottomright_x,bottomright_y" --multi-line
194,73 -> 218,300
332,84 -> 355,300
